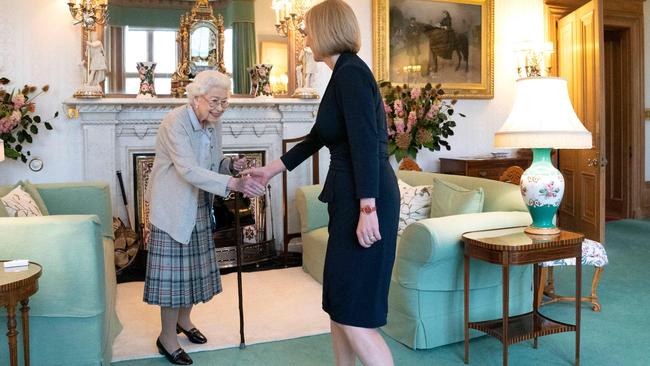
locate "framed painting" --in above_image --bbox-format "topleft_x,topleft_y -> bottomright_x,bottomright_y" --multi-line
373,0 -> 493,99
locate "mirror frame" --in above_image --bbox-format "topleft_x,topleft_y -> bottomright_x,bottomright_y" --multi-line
171,0 -> 225,97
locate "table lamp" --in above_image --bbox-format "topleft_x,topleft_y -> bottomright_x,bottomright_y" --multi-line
494,77 -> 592,235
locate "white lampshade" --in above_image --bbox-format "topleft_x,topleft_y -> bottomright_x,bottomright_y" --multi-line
0,139 -> 4,162
494,77 -> 592,149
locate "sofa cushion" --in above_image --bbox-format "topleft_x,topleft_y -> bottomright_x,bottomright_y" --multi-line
398,179 -> 432,235
429,178 -> 484,218
1,180 -> 50,217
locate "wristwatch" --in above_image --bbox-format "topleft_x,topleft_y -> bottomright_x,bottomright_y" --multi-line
360,205 -> 376,215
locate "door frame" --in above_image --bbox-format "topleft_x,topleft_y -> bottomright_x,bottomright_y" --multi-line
545,0 -> 646,219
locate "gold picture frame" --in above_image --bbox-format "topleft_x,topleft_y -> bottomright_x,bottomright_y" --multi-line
372,0 -> 494,99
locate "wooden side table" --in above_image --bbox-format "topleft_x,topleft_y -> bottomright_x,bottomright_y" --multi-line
462,228 -> 583,366
0,261 -> 42,366
439,157 -> 530,181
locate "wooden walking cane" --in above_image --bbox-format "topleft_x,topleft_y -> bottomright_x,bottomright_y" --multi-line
234,190 -> 246,349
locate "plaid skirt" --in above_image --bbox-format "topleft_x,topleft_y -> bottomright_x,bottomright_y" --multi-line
143,191 -> 222,307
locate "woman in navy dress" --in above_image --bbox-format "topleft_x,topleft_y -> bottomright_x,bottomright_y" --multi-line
243,1 -> 399,364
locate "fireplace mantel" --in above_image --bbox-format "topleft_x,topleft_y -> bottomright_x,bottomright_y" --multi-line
64,97 -> 321,250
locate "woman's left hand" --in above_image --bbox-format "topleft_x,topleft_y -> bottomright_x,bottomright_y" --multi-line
357,211 -> 382,248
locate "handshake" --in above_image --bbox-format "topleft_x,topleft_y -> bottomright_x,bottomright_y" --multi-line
228,157 -> 276,198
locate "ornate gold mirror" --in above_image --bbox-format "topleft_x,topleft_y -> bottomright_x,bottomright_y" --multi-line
171,0 -> 225,97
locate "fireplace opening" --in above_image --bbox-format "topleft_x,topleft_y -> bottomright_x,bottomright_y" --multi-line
123,150 -> 275,277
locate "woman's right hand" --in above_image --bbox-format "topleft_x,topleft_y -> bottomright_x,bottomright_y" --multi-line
240,159 -> 287,187
228,176 -> 266,197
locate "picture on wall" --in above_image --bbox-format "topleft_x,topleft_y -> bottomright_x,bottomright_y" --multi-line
373,0 -> 493,98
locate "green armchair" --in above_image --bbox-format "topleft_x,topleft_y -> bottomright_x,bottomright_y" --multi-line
0,182 -> 122,365
295,170 -> 534,349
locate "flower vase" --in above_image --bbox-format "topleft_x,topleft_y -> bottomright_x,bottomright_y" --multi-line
248,64 -> 273,98
136,62 -> 157,98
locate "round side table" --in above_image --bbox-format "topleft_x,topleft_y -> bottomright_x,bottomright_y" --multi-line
0,261 -> 42,366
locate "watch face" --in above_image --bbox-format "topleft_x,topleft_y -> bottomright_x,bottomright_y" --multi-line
29,158 -> 43,172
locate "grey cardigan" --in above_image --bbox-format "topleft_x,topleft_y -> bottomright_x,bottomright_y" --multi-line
147,105 -> 233,244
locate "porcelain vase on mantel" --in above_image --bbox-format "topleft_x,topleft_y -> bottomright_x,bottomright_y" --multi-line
248,64 -> 273,98
136,62 -> 157,98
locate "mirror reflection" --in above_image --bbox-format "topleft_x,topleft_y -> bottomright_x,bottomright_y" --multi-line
104,0 -> 288,96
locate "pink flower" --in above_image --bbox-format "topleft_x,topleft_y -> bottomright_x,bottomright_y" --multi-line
393,99 -> 403,116
0,116 -> 18,134
11,110 -> 21,123
263,84 -> 271,94
383,102 -> 392,114
426,104 -> 440,119
406,111 -> 417,132
12,94 -> 25,109
410,87 -> 421,100
394,117 -> 405,134
27,103 -> 35,113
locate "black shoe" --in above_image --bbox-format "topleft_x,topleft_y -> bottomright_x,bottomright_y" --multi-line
176,324 -> 208,344
156,338 -> 193,365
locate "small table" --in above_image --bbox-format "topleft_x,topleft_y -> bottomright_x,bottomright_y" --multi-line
0,261 -> 42,366
462,227 -> 583,366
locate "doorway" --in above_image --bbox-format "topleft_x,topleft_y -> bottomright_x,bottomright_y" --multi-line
604,28 -> 632,220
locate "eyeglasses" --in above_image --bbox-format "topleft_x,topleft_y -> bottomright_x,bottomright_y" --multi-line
202,96 -> 230,109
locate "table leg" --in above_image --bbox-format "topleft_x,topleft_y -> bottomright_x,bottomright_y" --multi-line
576,255 -> 582,366
464,253 -> 470,364
502,263 -> 509,366
533,264 -> 539,349
6,303 -> 18,366
20,299 -> 30,366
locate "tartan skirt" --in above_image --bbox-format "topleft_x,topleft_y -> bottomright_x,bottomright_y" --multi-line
143,191 -> 222,307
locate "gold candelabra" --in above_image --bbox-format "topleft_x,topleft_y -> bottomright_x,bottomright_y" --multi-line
67,0 -> 108,31
273,0 -> 311,37
67,0 -> 108,98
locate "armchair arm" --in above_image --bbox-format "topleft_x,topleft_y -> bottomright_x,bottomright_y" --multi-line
0,215 -> 107,317
295,184 -> 328,232
395,211 -> 532,290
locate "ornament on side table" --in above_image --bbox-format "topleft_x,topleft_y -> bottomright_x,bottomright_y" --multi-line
136,62 -> 157,98
248,64 -> 273,98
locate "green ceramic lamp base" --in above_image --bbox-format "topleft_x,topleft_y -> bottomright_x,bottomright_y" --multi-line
520,148 -> 565,236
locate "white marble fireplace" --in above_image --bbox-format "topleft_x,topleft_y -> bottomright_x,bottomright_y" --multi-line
64,97 -> 321,251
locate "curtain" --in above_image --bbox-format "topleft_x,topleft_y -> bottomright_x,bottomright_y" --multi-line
232,21 -> 256,94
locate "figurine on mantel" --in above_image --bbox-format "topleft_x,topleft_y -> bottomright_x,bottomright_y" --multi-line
293,46 -> 319,99
74,30 -> 106,98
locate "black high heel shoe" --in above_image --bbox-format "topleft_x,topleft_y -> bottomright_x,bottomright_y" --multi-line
176,324 -> 208,344
156,338 -> 193,365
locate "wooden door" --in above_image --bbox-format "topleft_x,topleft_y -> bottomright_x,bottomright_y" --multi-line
556,0 -> 606,242
604,29 -> 630,219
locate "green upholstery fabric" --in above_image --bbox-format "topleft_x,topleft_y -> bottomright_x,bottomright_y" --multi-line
35,181 -> 115,239
0,182 -> 121,365
295,171 -> 533,349
295,184 -> 329,233
429,178 -> 484,218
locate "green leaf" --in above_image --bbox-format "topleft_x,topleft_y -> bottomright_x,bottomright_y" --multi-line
30,125 -> 38,134
448,109 -> 454,115
20,154 -> 27,163
459,113 -> 466,117
5,148 -> 20,158
33,115 -> 41,123
395,149 -> 405,162
44,122 -> 53,130
25,134 -> 33,143
17,131 -> 25,143
54,111 -> 59,118
0,77 -> 10,85
15,144 -> 22,152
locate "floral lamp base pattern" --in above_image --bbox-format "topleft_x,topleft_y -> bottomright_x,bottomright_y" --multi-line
521,148 -> 564,235
136,62 -> 157,98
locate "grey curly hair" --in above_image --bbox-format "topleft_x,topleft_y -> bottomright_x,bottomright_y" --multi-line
186,70 -> 231,103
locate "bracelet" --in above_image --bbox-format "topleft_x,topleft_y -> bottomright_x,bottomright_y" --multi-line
360,205 -> 376,215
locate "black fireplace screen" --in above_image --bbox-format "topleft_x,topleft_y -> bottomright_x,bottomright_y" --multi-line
133,151 -> 268,251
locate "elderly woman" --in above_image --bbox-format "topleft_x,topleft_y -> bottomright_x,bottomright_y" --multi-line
144,70 -> 265,365
243,1 -> 399,365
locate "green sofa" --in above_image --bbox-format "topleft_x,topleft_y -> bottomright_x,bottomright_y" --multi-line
0,182 -> 122,365
295,170 -> 534,349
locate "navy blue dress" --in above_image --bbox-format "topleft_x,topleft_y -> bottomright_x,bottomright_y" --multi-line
281,52 -> 400,328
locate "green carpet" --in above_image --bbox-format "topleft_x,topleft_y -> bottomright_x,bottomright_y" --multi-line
113,220 -> 650,365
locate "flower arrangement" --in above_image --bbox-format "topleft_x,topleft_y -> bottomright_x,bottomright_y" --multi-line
0,77 -> 57,163
381,82 -> 464,162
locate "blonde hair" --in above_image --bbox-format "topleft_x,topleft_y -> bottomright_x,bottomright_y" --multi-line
304,0 -> 360,57
186,70 -> 231,102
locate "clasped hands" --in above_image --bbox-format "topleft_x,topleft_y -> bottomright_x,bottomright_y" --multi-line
228,158 -> 274,198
